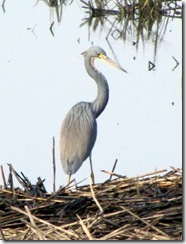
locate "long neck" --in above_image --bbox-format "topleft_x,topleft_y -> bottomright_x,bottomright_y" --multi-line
84,57 -> 109,118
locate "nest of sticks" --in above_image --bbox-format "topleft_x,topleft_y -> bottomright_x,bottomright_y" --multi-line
0,164 -> 182,240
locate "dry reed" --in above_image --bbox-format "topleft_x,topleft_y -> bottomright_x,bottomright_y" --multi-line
0,166 -> 182,240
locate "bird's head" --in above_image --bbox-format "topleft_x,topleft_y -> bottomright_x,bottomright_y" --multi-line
82,46 -> 127,73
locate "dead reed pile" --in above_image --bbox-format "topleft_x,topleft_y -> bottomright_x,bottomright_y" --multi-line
0,166 -> 182,240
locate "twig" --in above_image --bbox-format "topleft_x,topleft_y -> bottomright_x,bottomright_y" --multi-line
24,205 -> 44,240
99,224 -> 130,240
36,177 -> 47,194
130,216 -> 162,240
109,159 -> 118,181
77,214 -> 94,240
90,183 -> 103,214
7,164 -> 14,191
61,209 -> 128,230
11,206 -> 79,239
52,136 -> 56,192
136,176 -> 140,197
38,185 -> 66,206
20,218 -> 47,240
0,165 -> 7,188
101,169 -> 127,179
7,164 -> 27,191
170,166 -> 182,173
132,228 -> 170,240
101,169 -> 167,181
0,228 -> 6,240
120,206 -> 170,238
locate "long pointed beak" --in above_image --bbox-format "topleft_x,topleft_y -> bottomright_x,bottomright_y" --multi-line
99,54 -> 128,74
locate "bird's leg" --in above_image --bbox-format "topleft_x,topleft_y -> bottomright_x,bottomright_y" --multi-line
89,154 -> 95,184
68,174 -> 71,185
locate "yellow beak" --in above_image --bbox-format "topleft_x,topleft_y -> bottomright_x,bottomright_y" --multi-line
98,53 -> 128,74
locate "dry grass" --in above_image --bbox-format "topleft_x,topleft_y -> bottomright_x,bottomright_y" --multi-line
0,166 -> 182,240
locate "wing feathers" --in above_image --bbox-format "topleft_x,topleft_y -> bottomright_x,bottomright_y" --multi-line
60,102 -> 97,175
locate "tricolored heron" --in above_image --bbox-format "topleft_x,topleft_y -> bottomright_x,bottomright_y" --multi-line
60,46 -> 127,184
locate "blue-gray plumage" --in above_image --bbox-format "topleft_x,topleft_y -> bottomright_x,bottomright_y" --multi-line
60,46 -> 127,184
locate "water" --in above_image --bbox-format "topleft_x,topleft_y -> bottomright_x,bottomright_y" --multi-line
0,0 -> 182,192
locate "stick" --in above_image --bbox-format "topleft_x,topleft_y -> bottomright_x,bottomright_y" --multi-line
101,169 -> 126,179
11,206 -> 78,238
21,219 -> 46,240
120,206 -> 169,238
7,164 -> 28,191
52,136 -> 56,193
0,165 -> 7,188
7,164 -> 14,192
0,228 -> 6,240
77,214 -> 94,240
90,183 -> 103,215
109,159 -> 118,181
101,168 -> 167,181
24,205 -> 44,240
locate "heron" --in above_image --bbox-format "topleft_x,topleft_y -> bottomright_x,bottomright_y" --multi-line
60,46 -> 127,185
